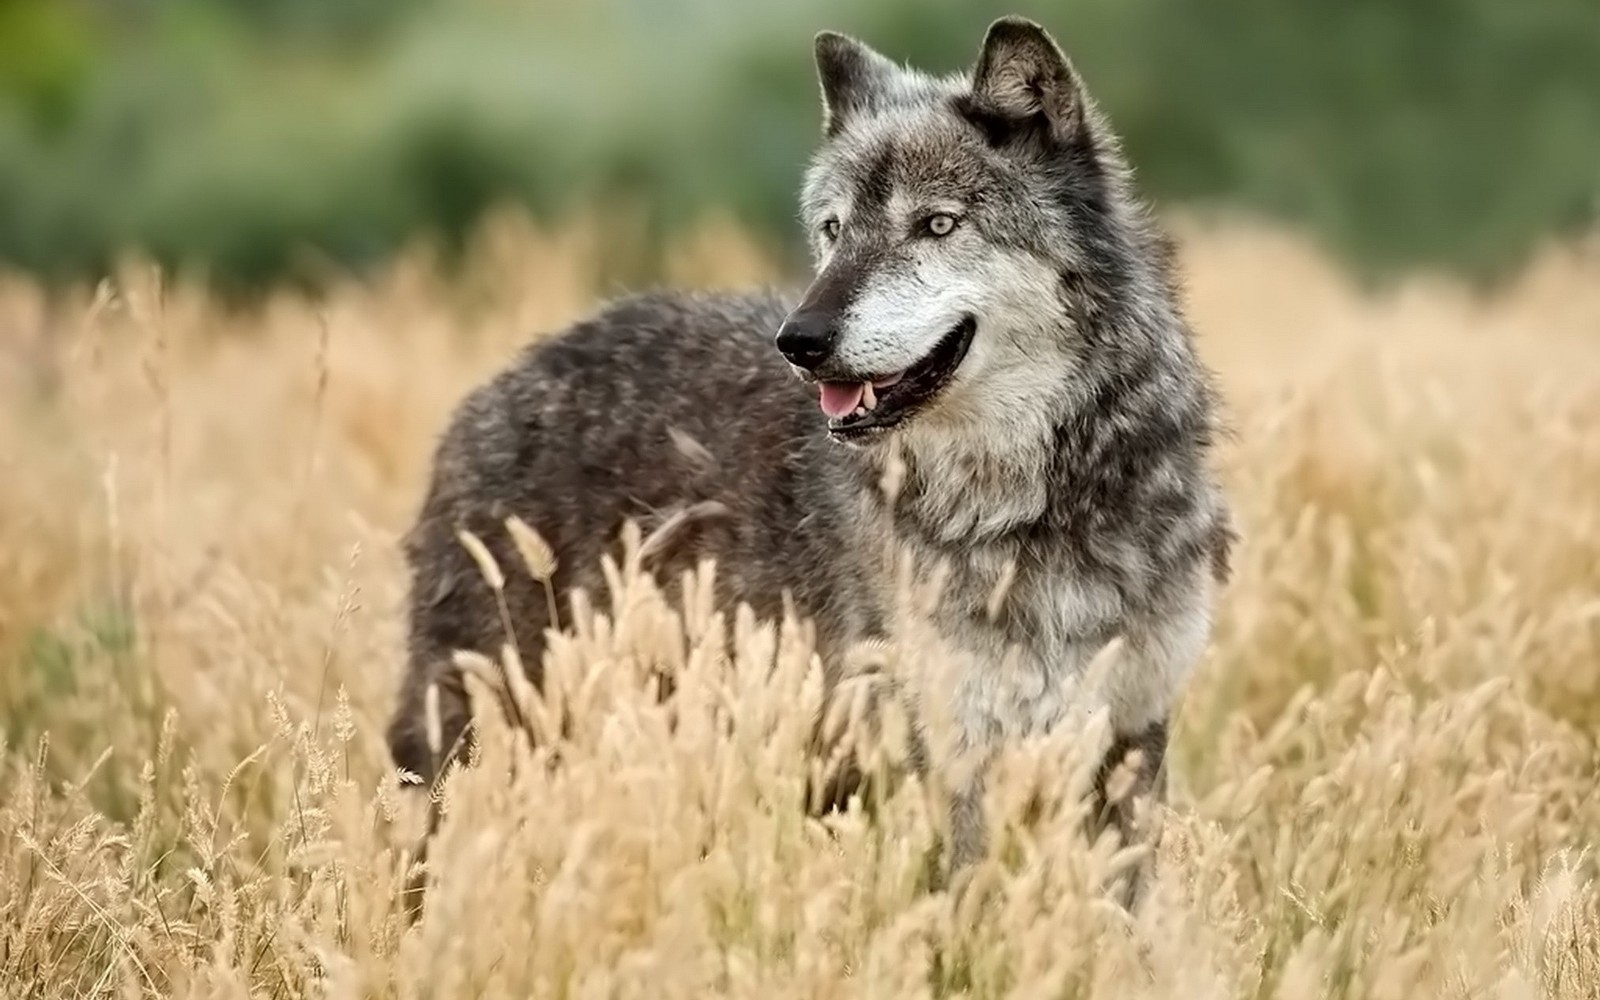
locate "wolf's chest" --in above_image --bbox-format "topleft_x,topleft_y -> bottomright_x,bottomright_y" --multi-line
930,561 -> 1125,749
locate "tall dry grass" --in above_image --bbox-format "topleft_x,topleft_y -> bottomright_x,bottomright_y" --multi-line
1,212 -> 1598,998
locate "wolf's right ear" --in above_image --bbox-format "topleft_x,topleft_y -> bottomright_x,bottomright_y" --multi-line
815,31 -> 899,138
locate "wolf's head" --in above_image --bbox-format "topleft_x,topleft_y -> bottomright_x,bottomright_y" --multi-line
777,17 -> 1170,447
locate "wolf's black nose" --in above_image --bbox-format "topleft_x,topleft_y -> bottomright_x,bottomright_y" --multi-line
775,313 -> 834,370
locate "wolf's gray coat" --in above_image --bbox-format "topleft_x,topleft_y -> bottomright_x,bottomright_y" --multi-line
389,16 -> 1233,906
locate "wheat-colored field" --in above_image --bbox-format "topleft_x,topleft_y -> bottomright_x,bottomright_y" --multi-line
1,213 -> 1598,998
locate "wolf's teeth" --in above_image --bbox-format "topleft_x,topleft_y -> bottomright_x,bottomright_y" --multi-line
862,381 -> 877,411
853,404 -> 867,417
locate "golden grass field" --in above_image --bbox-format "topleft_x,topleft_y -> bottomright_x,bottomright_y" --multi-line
2,213 -> 1599,998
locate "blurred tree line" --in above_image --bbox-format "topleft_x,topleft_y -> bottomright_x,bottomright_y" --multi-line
1,0 -> 1597,293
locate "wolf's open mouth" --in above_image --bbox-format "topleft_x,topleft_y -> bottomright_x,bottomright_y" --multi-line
818,315 -> 977,440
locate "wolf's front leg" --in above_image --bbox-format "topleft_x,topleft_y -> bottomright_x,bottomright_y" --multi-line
1091,572 -> 1214,909
945,773 -> 989,876
938,722 -> 1166,903
1089,720 -> 1168,910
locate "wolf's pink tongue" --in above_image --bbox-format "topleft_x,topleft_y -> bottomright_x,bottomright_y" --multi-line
818,381 -> 865,418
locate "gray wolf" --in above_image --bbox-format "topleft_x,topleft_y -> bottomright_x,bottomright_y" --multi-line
387,16 -> 1233,908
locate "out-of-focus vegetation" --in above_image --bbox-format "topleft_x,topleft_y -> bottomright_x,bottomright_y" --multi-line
3,217 -> 1600,998
1,0 -> 1598,292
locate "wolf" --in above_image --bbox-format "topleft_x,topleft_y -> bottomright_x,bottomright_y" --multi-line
387,16 -> 1232,908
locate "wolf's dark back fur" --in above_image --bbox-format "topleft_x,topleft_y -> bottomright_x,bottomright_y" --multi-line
388,290 -> 886,783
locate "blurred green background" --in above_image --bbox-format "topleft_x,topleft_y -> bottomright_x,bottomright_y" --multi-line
1,0 -> 1597,293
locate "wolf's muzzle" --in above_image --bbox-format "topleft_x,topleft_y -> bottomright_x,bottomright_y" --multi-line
774,311 -> 836,370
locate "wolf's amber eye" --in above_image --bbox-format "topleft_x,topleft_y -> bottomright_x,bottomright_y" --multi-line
821,218 -> 841,242
922,213 -> 958,238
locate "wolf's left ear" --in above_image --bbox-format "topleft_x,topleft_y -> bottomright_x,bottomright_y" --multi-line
967,17 -> 1085,143
815,31 -> 900,138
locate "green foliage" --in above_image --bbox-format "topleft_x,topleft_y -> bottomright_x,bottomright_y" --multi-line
0,0 -> 94,133
0,0 -> 1597,291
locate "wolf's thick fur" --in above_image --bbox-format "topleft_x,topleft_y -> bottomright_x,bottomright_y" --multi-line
389,17 -> 1232,907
